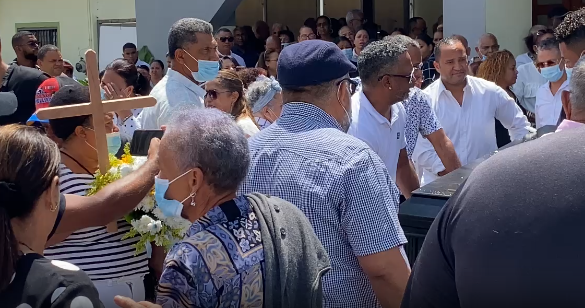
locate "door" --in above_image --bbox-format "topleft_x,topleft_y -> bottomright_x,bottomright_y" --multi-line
532,0 -> 583,26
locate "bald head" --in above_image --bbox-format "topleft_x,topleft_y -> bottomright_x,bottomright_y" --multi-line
266,36 -> 282,52
530,25 -> 548,35
477,33 -> 500,57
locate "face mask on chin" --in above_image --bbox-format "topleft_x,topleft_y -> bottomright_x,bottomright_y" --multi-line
182,49 -> 220,83
154,169 -> 195,218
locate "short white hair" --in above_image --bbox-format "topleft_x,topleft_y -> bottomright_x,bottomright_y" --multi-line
570,57 -> 585,112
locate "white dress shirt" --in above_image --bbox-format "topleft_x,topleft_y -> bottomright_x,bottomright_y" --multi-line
511,62 -> 546,113
137,69 -> 206,129
412,76 -> 532,185
348,90 -> 407,182
219,50 -> 246,67
515,53 -> 533,67
535,80 -> 569,129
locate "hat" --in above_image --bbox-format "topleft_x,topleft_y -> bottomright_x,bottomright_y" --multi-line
27,76 -> 78,125
63,59 -> 73,69
0,92 -> 18,117
277,40 -> 356,88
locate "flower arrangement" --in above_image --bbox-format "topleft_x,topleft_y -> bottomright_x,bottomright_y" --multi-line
87,144 -> 192,256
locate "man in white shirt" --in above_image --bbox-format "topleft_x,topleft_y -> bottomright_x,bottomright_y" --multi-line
534,38 -> 569,129
122,43 -> 150,68
412,36 -> 532,185
348,40 -> 420,198
215,28 -> 246,67
138,18 -> 219,129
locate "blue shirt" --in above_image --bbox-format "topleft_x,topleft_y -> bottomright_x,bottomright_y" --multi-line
157,196 -> 264,308
239,103 -> 407,308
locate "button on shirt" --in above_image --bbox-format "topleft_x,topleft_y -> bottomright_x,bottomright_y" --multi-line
239,103 -> 407,308
403,88 -> 442,158
348,90 -> 407,182
157,196 -> 264,307
535,80 -> 569,129
413,76 -> 532,185
137,69 -> 206,129
512,62 -> 547,114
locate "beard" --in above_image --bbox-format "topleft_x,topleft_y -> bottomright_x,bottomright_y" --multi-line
24,52 -> 37,62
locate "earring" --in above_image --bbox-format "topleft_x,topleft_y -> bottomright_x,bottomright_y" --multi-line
190,193 -> 196,207
50,202 -> 58,212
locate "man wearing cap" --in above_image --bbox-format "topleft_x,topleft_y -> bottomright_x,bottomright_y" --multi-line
62,59 -> 74,78
240,40 -> 410,308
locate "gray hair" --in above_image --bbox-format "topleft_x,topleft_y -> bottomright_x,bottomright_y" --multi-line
215,28 -> 232,37
357,39 -> 409,84
38,44 -> 60,61
536,37 -> 560,53
168,18 -> 213,59
569,57 -> 585,112
164,107 -> 250,193
384,34 -> 420,48
346,9 -> 363,22
245,78 -> 282,113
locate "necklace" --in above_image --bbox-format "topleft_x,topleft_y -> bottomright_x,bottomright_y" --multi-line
60,150 -> 96,177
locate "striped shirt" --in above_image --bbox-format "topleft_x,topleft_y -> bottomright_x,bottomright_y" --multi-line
44,164 -> 149,281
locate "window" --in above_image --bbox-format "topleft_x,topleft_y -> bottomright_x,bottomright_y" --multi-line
15,23 -> 60,47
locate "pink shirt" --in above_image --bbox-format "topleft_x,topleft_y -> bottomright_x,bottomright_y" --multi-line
555,120 -> 585,132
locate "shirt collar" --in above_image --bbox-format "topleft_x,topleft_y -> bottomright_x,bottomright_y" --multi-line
218,50 -> 232,57
358,90 -> 399,126
277,102 -> 343,131
166,68 -> 206,98
437,76 -> 471,96
555,119 -> 585,132
186,197 -> 249,236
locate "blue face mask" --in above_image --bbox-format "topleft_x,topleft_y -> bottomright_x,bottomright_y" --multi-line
106,132 -> 121,155
342,48 -> 354,61
183,50 -> 219,83
566,67 -> 573,81
540,64 -> 564,82
154,170 -> 195,218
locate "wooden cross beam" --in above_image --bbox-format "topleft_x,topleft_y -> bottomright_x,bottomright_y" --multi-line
36,50 -> 156,233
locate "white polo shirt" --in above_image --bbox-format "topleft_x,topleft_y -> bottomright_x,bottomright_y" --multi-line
535,80 -> 570,129
348,90 -> 407,182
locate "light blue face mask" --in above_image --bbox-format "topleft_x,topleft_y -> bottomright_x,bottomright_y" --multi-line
101,88 -> 107,101
154,170 -> 195,218
342,48 -> 354,61
106,132 -> 121,154
540,64 -> 564,82
282,43 -> 292,49
183,50 -> 219,83
566,66 -> 573,81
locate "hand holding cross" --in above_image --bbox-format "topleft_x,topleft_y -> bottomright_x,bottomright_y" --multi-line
36,50 -> 156,232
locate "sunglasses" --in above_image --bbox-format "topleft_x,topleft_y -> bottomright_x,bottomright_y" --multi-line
220,37 -> 235,43
337,78 -> 359,95
205,89 -> 231,100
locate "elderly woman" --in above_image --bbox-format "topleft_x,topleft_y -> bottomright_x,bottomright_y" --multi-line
151,108 -> 330,308
43,82 -> 149,307
205,70 -> 260,137
245,78 -> 283,129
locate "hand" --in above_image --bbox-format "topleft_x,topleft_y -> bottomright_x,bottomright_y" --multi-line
114,296 -> 161,308
103,82 -> 128,100
147,137 -> 160,163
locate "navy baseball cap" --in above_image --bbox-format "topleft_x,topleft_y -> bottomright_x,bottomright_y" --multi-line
277,40 -> 356,89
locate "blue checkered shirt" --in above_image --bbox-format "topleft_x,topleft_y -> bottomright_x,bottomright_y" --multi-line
239,103 -> 407,308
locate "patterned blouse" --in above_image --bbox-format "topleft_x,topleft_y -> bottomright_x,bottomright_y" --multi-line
157,196 -> 264,308
403,88 -> 442,158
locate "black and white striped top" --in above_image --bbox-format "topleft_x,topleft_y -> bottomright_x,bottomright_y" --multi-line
44,164 -> 149,281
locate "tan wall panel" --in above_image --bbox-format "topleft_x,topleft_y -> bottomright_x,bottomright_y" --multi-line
414,0 -> 443,35
375,0 -> 404,34
324,0 -> 361,20
236,0 -> 264,27
267,0 -> 318,36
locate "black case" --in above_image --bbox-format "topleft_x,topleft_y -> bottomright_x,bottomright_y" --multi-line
130,130 -> 164,156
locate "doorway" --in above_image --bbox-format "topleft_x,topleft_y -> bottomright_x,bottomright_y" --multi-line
532,0 -> 583,25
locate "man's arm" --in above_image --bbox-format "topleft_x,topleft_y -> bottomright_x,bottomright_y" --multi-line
494,87 -> 534,140
426,129 -> 461,174
396,149 -> 419,199
342,150 -> 410,308
358,247 -> 411,308
48,139 -> 159,245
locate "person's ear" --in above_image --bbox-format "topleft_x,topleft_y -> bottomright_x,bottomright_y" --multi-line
466,47 -> 471,58
475,46 -> 481,56
533,45 -> 538,54
74,126 -> 88,139
190,168 -> 204,195
433,60 -> 440,72
44,176 -> 60,212
562,90 -> 572,120
230,92 -> 239,105
125,86 -> 134,97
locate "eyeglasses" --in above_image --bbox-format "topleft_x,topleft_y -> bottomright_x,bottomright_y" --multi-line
220,37 -> 235,43
536,58 -> 562,69
377,68 -> 416,83
205,89 -> 231,100
337,78 -> 359,95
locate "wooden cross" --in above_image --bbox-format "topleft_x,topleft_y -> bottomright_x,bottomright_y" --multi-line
36,50 -> 156,233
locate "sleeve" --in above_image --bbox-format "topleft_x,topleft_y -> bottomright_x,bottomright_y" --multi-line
400,184 -> 462,308
411,134 -> 445,176
136,106 -> 158,130
157,243 -> 213,307
50,281 -> 104,308
493,86 -> 532,141
115,113 -> 141,139
340,149 -> 407,257
416,92 -> 442,137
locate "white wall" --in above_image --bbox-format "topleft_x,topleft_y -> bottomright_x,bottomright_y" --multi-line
98,25 -> 137,70
443,0 -> 486,53
486,0 -> 532,57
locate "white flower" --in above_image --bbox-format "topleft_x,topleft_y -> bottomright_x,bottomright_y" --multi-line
132,156 -> 148,168
147,220 -> 162,235
120,164 -> 134,177
152,207 -> 166,219
138,196 -> 156,212
131,215 -> 155,234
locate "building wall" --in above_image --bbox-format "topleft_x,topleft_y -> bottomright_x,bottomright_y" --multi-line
0,0 -> 135,78
414,0 -> 443,34
486,0 -> 532,57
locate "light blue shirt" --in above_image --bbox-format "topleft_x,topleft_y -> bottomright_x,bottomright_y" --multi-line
239,103 -> 407,308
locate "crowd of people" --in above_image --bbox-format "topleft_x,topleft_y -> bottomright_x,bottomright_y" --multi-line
1,3 -> 585,308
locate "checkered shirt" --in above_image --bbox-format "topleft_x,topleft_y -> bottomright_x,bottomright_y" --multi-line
421,52 -> 439,89
239,103 -> 407,308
